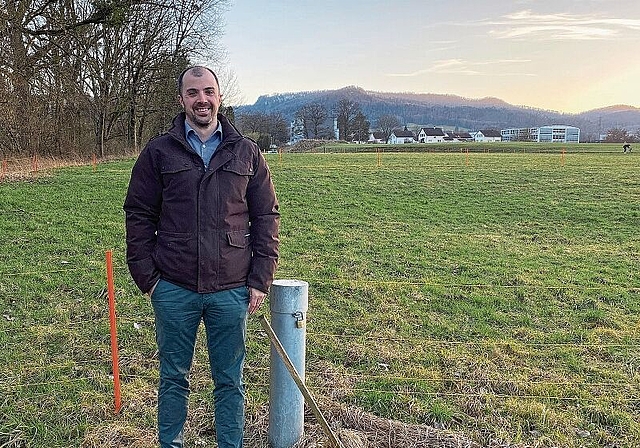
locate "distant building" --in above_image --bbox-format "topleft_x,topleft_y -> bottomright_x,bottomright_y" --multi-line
290,117 -> 305,144
474,129 -> 502,142
537,125 -> 580,143
501,125 -> 580,143
417,127 -> 445,143
389,128 -> 415,144
368,132 -> 387,144
457,131 -> 473,141
444,131 -> 473,142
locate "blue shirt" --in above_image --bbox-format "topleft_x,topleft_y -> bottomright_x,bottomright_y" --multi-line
185,121 -> 223,169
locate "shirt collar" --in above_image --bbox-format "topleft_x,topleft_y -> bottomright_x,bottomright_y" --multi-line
184,120 -> 222,143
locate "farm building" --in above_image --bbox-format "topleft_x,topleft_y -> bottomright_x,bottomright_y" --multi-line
388,129 -> 416,144
368,132 -> 387,144
474,129 -> 502,142
417,127 -> 445,143
444,131 -> 474,142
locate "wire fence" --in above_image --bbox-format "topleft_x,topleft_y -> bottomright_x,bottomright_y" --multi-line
1,151 -> 639,448
0,144 -> 634,181
2,260 -> 639,406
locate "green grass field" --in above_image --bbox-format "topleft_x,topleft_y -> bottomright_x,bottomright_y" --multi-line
1,147 -> 638,447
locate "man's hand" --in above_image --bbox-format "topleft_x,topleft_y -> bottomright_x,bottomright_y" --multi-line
248,287 -> 267,315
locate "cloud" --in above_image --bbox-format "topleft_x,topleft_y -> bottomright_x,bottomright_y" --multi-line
387,58 -> 536,78
419,40 -> 460,54
490,9 -> 640,40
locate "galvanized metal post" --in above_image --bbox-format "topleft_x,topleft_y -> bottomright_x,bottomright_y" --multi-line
268,279 -> 308,448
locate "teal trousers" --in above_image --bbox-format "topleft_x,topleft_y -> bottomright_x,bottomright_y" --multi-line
151,280 -> 248,448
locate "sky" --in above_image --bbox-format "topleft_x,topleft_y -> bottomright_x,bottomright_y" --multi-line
217,0 -> 640,113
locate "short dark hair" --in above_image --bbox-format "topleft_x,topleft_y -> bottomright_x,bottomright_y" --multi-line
177,66 -> 220,94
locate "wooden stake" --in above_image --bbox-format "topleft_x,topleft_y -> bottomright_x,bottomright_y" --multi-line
106,250 -> 122,414
260,315 -> 343,448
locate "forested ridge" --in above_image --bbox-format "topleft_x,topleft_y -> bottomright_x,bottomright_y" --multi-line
239,86 -> 640,142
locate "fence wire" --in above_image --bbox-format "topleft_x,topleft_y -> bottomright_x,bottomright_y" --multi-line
2,153 -> 639,431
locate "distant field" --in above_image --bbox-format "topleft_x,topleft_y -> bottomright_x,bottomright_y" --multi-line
1,149 -> 638,447
289,141 -> 627,154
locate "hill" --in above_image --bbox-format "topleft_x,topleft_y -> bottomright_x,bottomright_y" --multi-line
236,86 -> 640,141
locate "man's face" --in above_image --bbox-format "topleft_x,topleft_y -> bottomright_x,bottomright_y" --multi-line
179,69 -> 222,129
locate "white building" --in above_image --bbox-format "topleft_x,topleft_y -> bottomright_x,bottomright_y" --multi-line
417,127 -> 445,143
474,129 -> 502,142
368,132 -> 386,144
388,129 -> 415,144
538,125 -> 580,143
444,131 -> 473,142
501,125 -> 580,143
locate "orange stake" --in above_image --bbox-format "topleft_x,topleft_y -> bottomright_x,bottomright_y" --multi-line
106,250 -> 122,414
32,154 -> 38,173
93,154 -> 97,171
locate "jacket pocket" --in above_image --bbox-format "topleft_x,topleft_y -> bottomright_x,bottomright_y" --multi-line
219,159 -> 254,204
161,156 -> 192,174
220,230 -> 252,286
160,155 -> 197,198
222,159 -> 254,176
154,231 -> 197,283
227,230 -> 251,248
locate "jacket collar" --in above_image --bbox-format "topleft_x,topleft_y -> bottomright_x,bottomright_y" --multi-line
168,112 -> 243,148
167,112 -> 246,173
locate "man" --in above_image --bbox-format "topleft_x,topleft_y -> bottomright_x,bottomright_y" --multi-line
124,66 -> 279,448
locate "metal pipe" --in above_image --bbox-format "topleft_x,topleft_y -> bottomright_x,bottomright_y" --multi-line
261,315 -> 343,448
268,279 -> 308,448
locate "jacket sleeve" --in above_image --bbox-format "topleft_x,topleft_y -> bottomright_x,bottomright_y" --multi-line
123,146 -> 162,293
246,147 -> 280,293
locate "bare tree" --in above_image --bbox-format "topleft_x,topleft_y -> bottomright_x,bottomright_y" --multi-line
235,112 -> 288,147
604,127 -> 633,143
376,114 -> 401,138
350,111 -> 370,143
216,66 -> 243,107
295,102 -> 329,139
333,98 -> 361,141
0,0 -> 230,158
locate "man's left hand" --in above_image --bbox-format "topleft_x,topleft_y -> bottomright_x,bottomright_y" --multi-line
248,287 -> 267,315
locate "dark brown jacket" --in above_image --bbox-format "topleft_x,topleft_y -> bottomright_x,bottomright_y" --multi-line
124,113 -> 279,294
